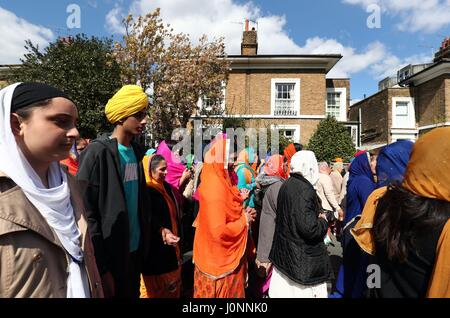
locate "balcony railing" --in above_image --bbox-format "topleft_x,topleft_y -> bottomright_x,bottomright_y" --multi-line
274,99 -> 297,116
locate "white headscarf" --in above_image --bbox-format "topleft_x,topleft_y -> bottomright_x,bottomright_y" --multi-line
0,83 -> 89,298
290,150 -> 320,188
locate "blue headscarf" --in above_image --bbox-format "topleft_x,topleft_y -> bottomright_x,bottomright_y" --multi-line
332,151 -> 375,299
376,140 -> 413,188
345,152 -> 375,225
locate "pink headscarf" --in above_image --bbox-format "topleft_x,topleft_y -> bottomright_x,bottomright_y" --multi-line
156,140 -> 186,190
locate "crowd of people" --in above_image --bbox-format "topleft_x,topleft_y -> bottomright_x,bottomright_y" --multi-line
0,82 -> 448,298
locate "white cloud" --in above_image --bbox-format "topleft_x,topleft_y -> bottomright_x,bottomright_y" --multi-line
370,52 -> 431,80
0,7 -> 54,64
342,0 -> 450,33
104,0 -> 433,81
105,4 -> 126,34
293,38 -> 387,78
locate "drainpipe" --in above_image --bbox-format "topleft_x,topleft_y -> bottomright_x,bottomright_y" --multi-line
358,107 -> 362,148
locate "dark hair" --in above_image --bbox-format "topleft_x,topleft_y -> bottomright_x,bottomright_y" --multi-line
294,143 -> 303,152
374,185 -> 450,262
150,154 -> 166,172
13,99 -> 53,120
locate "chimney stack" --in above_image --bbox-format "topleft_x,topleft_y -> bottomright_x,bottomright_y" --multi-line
434,37 -> 450,62
241,18 -> 258,56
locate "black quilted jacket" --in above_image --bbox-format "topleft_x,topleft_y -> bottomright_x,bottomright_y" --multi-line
269,173 -> 333,286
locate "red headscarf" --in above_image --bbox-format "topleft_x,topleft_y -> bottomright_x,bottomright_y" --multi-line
263,154 -> 287,179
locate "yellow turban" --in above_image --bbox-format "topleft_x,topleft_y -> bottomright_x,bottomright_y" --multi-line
105,85 -> 148,124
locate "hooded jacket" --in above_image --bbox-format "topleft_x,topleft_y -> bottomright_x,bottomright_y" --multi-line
76,134 -> 149,297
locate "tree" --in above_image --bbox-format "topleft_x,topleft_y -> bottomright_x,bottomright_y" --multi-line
10,34 -> 122,138
307,116 -> 355,163
113,9 -> 230,142
113,9 -> 168,91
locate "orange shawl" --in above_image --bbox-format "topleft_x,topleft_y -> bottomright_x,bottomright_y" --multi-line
143,154 -> 180,259
351,187 -> 387,255
193,135 -> 248,278
426,219 -> 450,297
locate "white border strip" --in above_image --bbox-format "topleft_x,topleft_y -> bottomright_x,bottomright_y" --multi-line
418,122 -> 450,131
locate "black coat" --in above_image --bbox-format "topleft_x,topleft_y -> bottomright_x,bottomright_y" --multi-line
142,182 -> 180,276
76,135 -> 149,297
269,173 -> 332,286
370,220 -> 448,298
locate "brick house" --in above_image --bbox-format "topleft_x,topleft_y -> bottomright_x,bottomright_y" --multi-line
348,87 -> 416,149
194,21 -> 357,146
349,38 -> 450,150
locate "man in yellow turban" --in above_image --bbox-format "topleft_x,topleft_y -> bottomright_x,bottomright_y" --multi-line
105,85 -> 149,124
77,84 -> 149,298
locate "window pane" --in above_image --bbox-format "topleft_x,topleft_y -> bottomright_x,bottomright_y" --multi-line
396,101 -> 408,116
326,92 -> 341,119
275,83 -> 297,116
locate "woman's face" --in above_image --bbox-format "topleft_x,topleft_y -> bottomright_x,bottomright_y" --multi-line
13,97 -> 79,165
152,160 -> 167,182
370,154 -> 378,175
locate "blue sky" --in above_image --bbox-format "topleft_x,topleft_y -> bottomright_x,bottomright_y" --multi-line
1,0 -> 449,102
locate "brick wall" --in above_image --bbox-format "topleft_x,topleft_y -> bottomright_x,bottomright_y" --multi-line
445,77 -> 450,122
349,90 -> 389,146
415,75 -> 447,127
226,69 -> 327,116
349,87 -> 414,146
229,118 -> 322,145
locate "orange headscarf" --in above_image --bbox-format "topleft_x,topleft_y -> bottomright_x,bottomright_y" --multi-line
283,143 -> 297,175
402,127 -> 450,201
283,143 -> 296,162
193,135 -> 248,278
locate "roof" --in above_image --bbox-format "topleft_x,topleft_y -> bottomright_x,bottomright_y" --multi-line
399,59 -> 450,86
225,54 -> 342,73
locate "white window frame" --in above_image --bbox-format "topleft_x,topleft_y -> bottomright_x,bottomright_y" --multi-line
197,83 -> 226,115
326,88 -> 347,122
270,124 -> 300,143
271,78 -> 301,117
392,97 -> 415,129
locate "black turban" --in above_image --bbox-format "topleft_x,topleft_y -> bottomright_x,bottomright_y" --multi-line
11,82 -> 73,112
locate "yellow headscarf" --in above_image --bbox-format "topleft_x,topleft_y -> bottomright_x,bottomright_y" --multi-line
105,85 -> 148,124
402,127 -> 450,201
